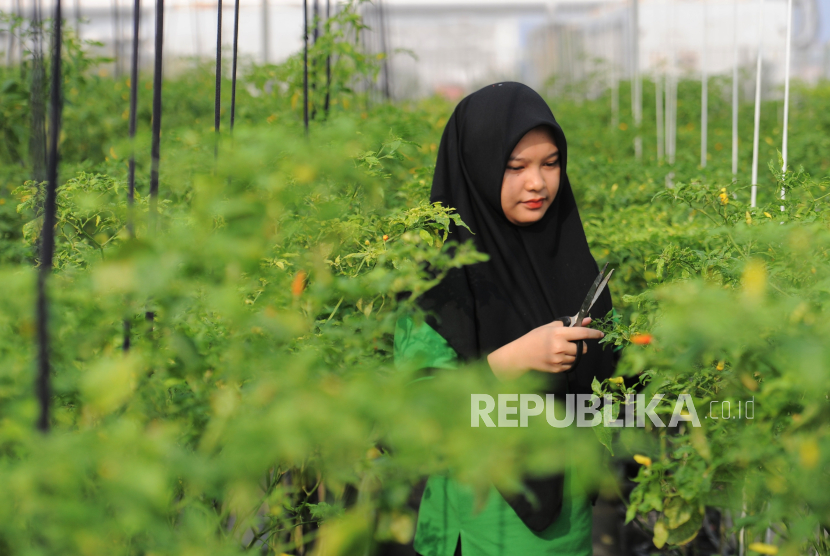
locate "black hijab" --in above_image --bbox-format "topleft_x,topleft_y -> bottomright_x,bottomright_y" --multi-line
418,82 -> 617,531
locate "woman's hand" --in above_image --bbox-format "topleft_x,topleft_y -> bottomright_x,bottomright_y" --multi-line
486,317 -> 605,381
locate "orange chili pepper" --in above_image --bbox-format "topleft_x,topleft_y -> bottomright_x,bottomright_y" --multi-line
631,333 -> 653,345
291,271 -> 307,297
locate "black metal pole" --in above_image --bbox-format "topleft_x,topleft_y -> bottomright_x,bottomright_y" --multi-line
149,0 -> 163,204
312,0 -> 319,45
127,0 -> 140,222
147,0 -> 163,326
30,0 -> 47,183
230,0 -> 240,131
324,0 -> 330,117
37,0 -> 62,433
310,0 -> 318,120
302,0 -> 308,135
214,0 -> 222,156
123,0 -> 141,352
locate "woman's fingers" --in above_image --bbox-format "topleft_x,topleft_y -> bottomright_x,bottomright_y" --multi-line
556,338 -> 589,357
538,320 -> 603,373
556,326 -> 605,342
558,340 -> 577,356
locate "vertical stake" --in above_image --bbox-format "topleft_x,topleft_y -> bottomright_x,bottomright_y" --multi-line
701,0 -> 708,169
6,0 -> 17,65
16,0 -> 25,78
127,0 -> 140,230
149,0 -> 163,206
30,0 -> 47,183
324,0 -> 331,116
37,0 -> 62,433
123,0 -> 141,353
780,0 -> 793,206
656,76 -> 664,161
261,0 -> 268,63
214,0 -> 222,158
230,0 -> 240,131
74,0 -> 82,39
732,0 -> 739,179
611,26 -> 619,129
378,0 -> 390,100
665,0 -> 676,187
750,0 -> 765,207
147,0 -> 164,326
303,0 -> 309,135
112,0 -> 121,77
311,0 -> 319,120
191,0 -> 202,59
632,0 -> 642,158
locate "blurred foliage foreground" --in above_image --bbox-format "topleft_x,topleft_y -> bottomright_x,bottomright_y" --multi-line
3,5 -> 830,555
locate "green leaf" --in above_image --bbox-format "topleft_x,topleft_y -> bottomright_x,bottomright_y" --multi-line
592,422 -> 614,456
663,497 -> 692,529
653,521 -> 668,549
591,376 -> 602,396
666,509 -> 703,546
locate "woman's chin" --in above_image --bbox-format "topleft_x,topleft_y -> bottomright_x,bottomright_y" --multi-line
509,211 -> 546,227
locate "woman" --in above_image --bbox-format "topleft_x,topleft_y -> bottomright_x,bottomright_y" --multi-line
394,82 -> 617,556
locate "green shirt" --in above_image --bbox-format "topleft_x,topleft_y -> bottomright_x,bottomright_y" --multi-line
393,316 -> 593,556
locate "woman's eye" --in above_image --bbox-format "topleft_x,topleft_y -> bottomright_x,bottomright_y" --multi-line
546,161 -> 560,167
506,166 -> 523,171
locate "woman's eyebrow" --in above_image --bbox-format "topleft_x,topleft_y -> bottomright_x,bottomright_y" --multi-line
507,151 -> 560,162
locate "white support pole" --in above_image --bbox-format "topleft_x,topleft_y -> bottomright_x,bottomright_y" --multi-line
781,0 -> 793,205
670,76 -> 677,163
665,70 -> 676,187
610,20 -> 619,127
5,6 -> 13,66
667,0 -> 676,166
701,0 -> 708,168
112,0 -> 121,77
665,73 -> 671,162
74,0 -> 82,40
739,495 -> 748,556
632,0 -> 642,158
656,76 -> 664,160
262,0 -> 269,63
750,0 -> 765,208
732,0 -> 739,179
191,0 -> 202,58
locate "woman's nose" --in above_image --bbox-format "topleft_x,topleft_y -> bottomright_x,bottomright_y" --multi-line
526,168 -> 544,191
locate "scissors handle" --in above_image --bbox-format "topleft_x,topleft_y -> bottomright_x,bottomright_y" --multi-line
553,316 -> 583,372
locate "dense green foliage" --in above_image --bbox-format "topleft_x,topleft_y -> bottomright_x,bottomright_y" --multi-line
3,4 -> 830,555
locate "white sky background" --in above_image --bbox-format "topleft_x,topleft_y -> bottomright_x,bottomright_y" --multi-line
1,0 -> 824,94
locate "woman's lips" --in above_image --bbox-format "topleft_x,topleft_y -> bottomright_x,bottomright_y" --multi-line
523,199 -> 544,209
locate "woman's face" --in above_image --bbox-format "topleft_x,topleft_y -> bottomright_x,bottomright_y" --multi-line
500,126 -> 560,226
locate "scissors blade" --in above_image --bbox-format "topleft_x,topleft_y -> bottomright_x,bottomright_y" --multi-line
587,269 -> 614,313
570,262 -> 608,327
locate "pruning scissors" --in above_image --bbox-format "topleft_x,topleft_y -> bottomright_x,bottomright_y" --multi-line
553,262 -> 614,371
